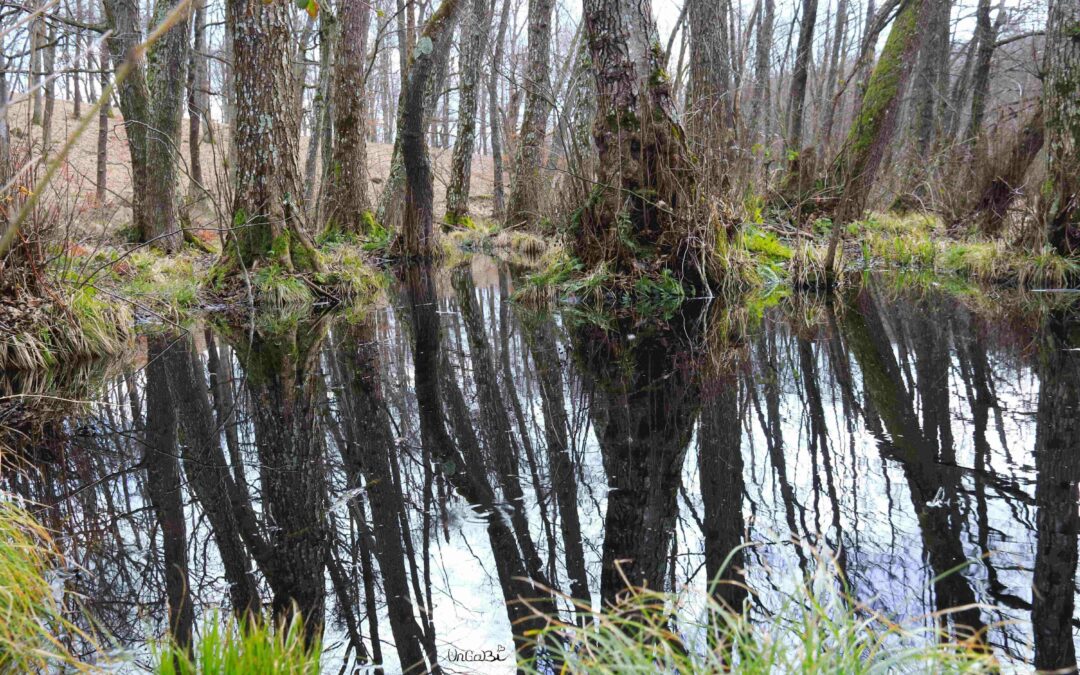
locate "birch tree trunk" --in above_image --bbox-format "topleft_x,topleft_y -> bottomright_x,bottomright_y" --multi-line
444,0 -> 492,225
325,0 -> 374,232
503,0 -> 555,229
1044,0 -> 1080,255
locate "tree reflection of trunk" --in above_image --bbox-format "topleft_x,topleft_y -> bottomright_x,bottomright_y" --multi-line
522,309 -> 593,616
1031,315 -> 1080,672
399,265 -> 555,665
165,333 -> 262,619
699,376 -> 747,613
842,289 -> 986,645
143,335 -> 195,650
204,329 -> 248,502
750,330 -> 809,570
797,336 -> 848,580
452,271 -> 547,582
327,322 -> 437,674
225,316 -> 330,644
572,312 -> 701,606
497,270 -> 560,585
954,313 -> 1012,607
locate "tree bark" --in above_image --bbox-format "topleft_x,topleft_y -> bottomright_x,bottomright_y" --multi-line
325,0 -> 374,232
750,0 -> 775,144
187,0 -> 207,199
487,0 -> 513,220
577,0 -> 697,279
101,0 -> 189,252
96,46 -> 109,204
961,0 -> 1000,146
444,0 -> 493,225
1045,0 -> 1080,255
220,0 -> 322,275
823,0 -> 935,275
787,0 -> 819,153
503,0 -> 555,229
687,0 -> 734,188
391,0 -> 462,259
143,0 -> 191,252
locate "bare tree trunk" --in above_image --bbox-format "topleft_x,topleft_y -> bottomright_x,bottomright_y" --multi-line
73,0 -> 84,119
750,0 -> 775,145
961,0 -> 1000,146
325,0 -> 373,232
444,0 -> 492,225
577,0 -> 698,281
96,46 -> 109,204
487,0 -> 512,220
376,5 -> 457,230
1044,0 -> 1080,255
687,0 -> 734,190
392,0 -> 463,258
787,0 -> 819,153
41,24 -> 56,153
503,0 -> 555,229
221,0 -> 322,274
101,0 -> 190,252
818,0 -> 848,150
909,0 -> 950,159
187,0 -> 207,199
303,12 -> 333,206
143,0 -> 191,252
31,16 -> 44,126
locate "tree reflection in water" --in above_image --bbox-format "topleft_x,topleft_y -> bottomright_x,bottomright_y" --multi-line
4,261 -> 1079,672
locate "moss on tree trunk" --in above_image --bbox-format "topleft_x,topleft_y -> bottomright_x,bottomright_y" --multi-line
576,0 -> 700,284
1045,0 -> 1080,255
216,0 -> 323,283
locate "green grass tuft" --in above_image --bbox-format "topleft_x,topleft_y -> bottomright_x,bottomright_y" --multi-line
155,611 -> 320,675
525,553 -> 996,674
0,496 -> 97,671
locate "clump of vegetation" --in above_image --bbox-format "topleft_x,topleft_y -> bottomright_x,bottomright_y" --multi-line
0,496 -> 97,672
0,285 -> 133,371
525,555 -> 997,674
155,612 -> 320,675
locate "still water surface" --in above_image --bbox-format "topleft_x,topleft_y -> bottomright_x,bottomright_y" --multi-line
4,259 -> 1080,672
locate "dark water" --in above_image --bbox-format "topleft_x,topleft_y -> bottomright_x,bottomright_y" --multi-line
4,259 -> 1080,672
